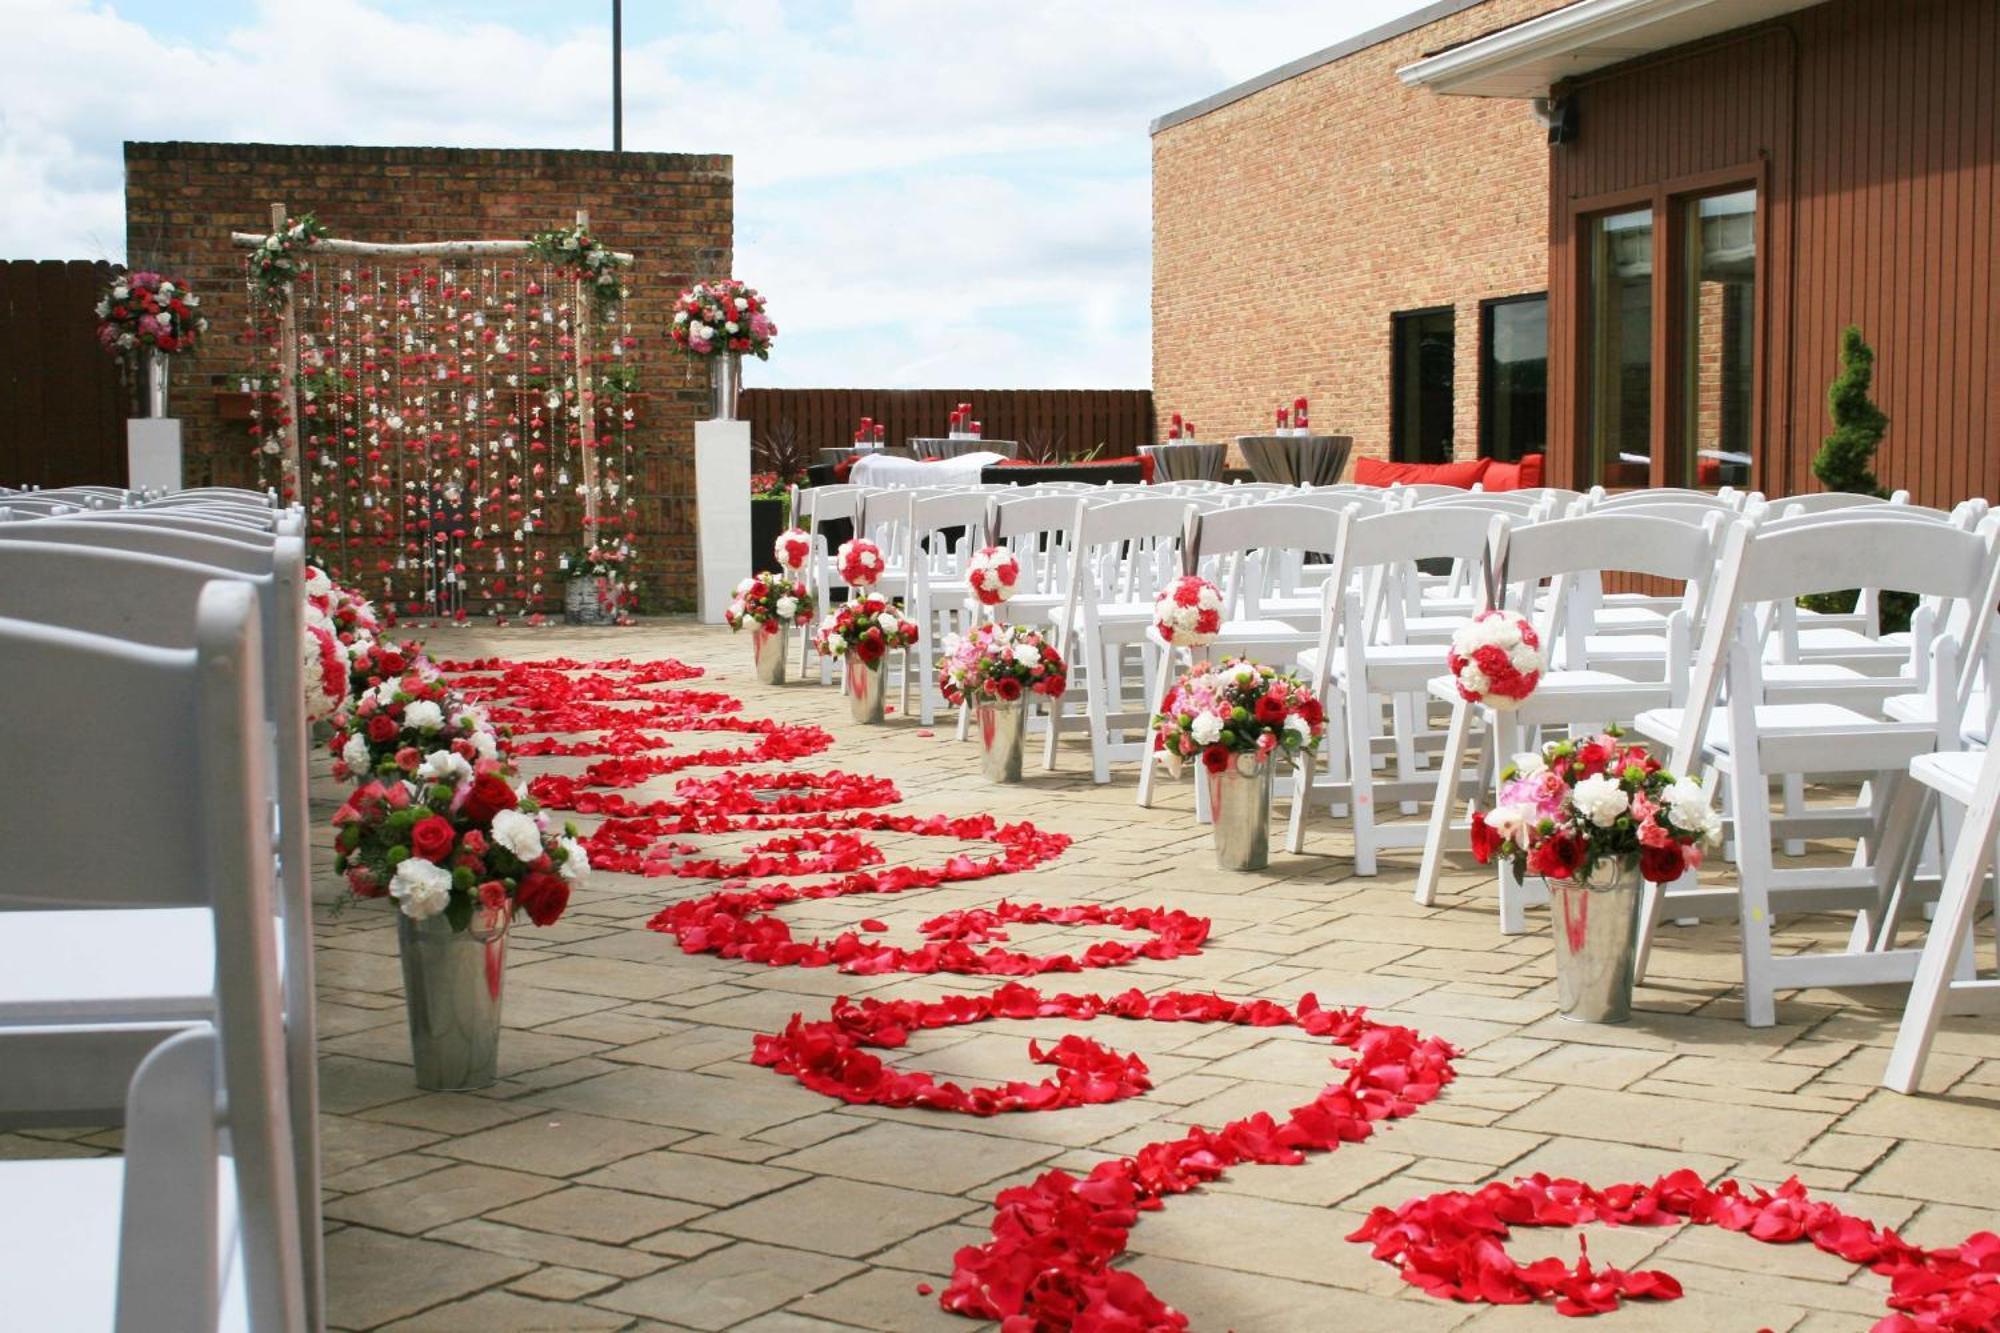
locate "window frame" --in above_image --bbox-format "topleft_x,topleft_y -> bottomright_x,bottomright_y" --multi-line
1477,291 -> 1549,463
1389,304 -> 1457,465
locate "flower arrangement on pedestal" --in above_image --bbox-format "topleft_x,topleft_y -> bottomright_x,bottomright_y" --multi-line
1152,574 -> 1225,646
1154,658 -> 1324,776
526,222 -> 626,307
966,547 -> 1022,606
1448,611 -> 1544,708
1469,735 -> 1720,885
813,595 -> 917,665
837,538 -> 886,588
94,271 -> 208,357
333,773 -> 588,929
670,279 -> 776,360
774,527 -> 813,573
937,623 -> 1067,708
726,573 -> 815,633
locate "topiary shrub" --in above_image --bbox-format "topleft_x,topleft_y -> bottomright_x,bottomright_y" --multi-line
1800,327 -> 1909,627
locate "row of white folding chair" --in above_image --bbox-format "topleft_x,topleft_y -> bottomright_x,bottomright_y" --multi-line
0,516 -> 322,1325
1626,511 -> 2000,1027
0,581 -> 307,1331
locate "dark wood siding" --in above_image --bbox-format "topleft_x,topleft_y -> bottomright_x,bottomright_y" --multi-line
0,260 -> 128,488
1547,0 -> 1999,506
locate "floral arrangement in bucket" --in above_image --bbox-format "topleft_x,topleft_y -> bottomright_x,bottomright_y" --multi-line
332,773 -> 588,929
725,573 -> 815,633
1448,611 -> 1544,708
966,547 -> 1022,606
331,675 -> 503,788
1153,574 -> 1225,646
95,271 -> 208,357
1154,658 -> 1325,775
670,279 -> 776,360
937,623 -> 1067,708
813,594 -> 917,665
526,222 -> 626,308
774,527 -> 813,574
837,538 -> 886,588
1470,734 -> 1721,885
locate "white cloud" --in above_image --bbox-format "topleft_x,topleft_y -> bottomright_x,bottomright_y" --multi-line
0,0 -> 1433,385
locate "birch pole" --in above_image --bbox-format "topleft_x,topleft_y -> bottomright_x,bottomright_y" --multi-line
272,201 -> 305,504
573,208 -> 602,539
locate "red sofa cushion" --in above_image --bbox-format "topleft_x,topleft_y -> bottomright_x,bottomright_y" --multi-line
1353,456 -> 1494,489
1479,452 -> 1545,491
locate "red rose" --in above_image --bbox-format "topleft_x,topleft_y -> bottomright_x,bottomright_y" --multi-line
366,713 -> 398,743
1575,741 -> 1613,777
517,871 -> 570,927
462,772 -> 518,824
395,745 -> 421,772
1253,693 -> 1288,726
409,814 -> 456,863
1469,810 -> 1502,865
1040,675 -> 1066,696
1201,746 -> 1231,774
477,880 -> 509,913
1527,831 -> 1584,880
346,867 -> 385,898
995,676 -> 1023,701
1639,842 -> 1686,884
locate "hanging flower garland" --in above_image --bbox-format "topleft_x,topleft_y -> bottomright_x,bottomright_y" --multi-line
247,213 -> 330,307
526,222 -> 627,308
95,271 -> 208,357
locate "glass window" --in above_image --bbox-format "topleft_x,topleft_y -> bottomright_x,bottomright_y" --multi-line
1391,307 -> 1455,464
1682,188 -> 1756,489
1480,295 -> 1547,462
1587,208 -> 1654,486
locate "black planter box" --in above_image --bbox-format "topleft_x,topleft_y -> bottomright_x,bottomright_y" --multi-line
750,495 -> 787,574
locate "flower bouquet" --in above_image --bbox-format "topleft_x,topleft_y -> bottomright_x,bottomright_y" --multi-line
726,572 -> 816,685
938,623 -> 1067,782
1470,735 -> 1720,1022
1153,575 -> 1225,646
95,271 -> 208,358
1448,611 -> 1544,708
967,547 -> 1022,606
814,595 -> 917,724
333,770 -> 589,1089
1155,659 -> 1325,870
837,538 -> 887,588
670,278 -> 776,360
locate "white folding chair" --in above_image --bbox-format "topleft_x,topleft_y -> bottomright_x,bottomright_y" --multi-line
903,490 -> 992,724
0,585 -> 307,1331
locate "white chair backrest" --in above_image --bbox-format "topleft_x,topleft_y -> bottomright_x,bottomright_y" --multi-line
71,508 -> 285,543
1764,488 -> 1911,516
1066,494 -> 1194,605
0,519 -> 276,571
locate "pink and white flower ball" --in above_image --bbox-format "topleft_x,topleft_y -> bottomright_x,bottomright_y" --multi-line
1447,611 -> 1544,708
302,605 -> 350,724
837,538 -> 886,588
1152,575 -> 1225,646
774,527 -> 812,573
966,546 -> 1021,606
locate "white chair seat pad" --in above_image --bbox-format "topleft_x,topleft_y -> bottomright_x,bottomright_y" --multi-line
0,908 -> 214,1023
1635,702 -> 1932,757
0,1155 -> 246,1332
1884,692 -> 1992,744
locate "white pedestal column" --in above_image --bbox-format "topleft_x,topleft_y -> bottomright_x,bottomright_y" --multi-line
126,418 -> 183,491
694,417 -> 752,624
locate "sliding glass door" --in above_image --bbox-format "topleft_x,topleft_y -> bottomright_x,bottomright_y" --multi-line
1681,189 -> 1757,489
1586,208 -> 1654,488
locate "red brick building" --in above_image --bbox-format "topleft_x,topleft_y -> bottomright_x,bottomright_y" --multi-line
1151,0 -> 1571,468
125,142 -> 732,608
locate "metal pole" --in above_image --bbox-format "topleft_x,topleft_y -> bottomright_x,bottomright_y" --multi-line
612,0 -> 623,152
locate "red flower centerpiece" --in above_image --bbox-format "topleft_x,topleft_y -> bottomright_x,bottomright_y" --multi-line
939,623 -> 1067,782
837,538 -> 887,588
1152,574 -> 1225,646
774,526 -> 813,573
966,547 -> 1022,606
669,278 -> 776,360
95,271 -> 208,359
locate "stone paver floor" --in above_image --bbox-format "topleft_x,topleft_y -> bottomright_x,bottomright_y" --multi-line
12,617 -> 1997,1331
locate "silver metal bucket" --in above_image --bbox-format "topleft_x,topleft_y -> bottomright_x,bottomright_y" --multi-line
1549,860 -> 1642,1023
751,621 -> 788,685
398,908 -> 511,1090
978,698 -> 1027,783
708,351 -> 743,420
847,657 -> 886,724
1209,751 -> 1272,871
144,350 -> 171,419
564,575 -> 618,625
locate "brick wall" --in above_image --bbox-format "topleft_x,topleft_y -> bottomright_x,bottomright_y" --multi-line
1151,0 -> 1568,467
124,141 -> 732,609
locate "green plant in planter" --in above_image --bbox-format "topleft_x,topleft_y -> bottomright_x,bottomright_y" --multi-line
1801,326 -> 1910,629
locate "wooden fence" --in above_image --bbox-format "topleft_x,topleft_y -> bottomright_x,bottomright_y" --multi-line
0,260 -> 128,488
741,388 -> 1154,474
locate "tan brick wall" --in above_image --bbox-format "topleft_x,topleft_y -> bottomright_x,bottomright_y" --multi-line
1152,0 -> 1567,466
124,141 -> 732,609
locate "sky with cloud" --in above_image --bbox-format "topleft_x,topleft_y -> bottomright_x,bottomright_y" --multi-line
1,0 -> 1433,388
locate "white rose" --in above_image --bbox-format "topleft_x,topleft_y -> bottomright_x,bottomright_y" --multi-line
418,749 -> 471,786
1572,773 -> 1630,827
1190,711 -> 1224,746
341,735 -> 370,774
557,836 -> 591,883
470,729 -> 499,761
112,284 -> 129,300
775,596 -> 798,618
402,700 -> 444,732
389,857 -> 453,919
1513,750 -> 1548,779
1011,643 -> 1040,667
725,321 -> 739,334
1284,713 -> 1311,741
877,613 -> 902,635
1486,803 -> 1533,847
490,808 -> 544,861
1662,778 -> 1720,840
370,681 -> 400,710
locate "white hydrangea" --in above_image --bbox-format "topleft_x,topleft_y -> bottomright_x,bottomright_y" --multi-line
402,700 -> 445,732
1571,773 -> 1630,827
418,749 -> 472,786
490,807 -> 544,861
341,734 -> 371,775
557,836 -> 591,883
1284,713 -> 1311,741
1190,711 -> 1225,746
389,857 -> 453,919
775,596 -> 798,619
1011,643 -> 1040,667
1513,750 -> 1548,780
1662,777 -> 1722,840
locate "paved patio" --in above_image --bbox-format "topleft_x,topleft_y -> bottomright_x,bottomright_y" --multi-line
28,617 -> 1999,1332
